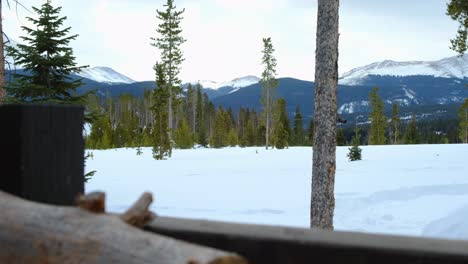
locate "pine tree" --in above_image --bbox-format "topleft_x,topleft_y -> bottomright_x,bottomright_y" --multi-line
447,0 -> 468,54
195,84 -> 204,143
88,114 -> 113,149
151,0 -> 186,140
186,83 -> 196,135
336,128 -> 346,146
347,127 -> 362,161
292,104 -> 305,146
273,98 -> 290,149
458,97 -> 468,143
174,118 -> 193,149
260,37 -> 278,150
404,115 -> 419,144
227,128 -> 238,147
390,102 -> 401,144
136,146 -> 143,155
211,106 -> 228,148
368,87 -> 387,145
241,118 -> 256,147
6,1 -> 88,103
152,63 -> 171,160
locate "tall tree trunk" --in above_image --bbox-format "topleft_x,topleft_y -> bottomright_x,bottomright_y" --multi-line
168,87 -> 173,141
0,1 -> 6,103
266,88 -> 270,150
311,0 -> 339,230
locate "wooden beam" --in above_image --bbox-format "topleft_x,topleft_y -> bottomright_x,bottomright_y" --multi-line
147,217 -> 468,264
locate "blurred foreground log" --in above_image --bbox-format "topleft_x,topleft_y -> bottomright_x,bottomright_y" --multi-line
0,191 -> 247,264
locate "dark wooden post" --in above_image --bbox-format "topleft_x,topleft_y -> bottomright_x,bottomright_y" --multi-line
0,104 -> 84,205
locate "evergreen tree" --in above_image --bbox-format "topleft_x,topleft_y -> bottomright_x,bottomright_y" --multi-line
336,128 -> 346,146
152,63 -> 171,160
195,84 -> 204,143
390,102 -> 401,144
273,98 -> 290,149
240,117 -> 256,147
211,106 -> 228,148
260,37 -> 278,149
347,127 -> 362,161
292,104 -> 305,146
459,97 -> 468,143
151,0 -> 186,140
186,83 -> 196,134
6,1 -> 88,103
368,86 -> 386,145
447,0 -> 468,54
88,114 -> 113,149
174,118 -> 193,149
404,115 -> 420,144
227,128 -> 239,147
136,146 -> 143,155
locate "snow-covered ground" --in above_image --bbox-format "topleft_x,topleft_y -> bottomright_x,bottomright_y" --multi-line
85,144 -> 468,240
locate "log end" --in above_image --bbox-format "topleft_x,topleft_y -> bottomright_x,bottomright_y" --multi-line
76,191 -> 106,213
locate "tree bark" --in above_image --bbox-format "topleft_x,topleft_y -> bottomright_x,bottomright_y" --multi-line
311,0 -> 340,230
0,1 -> 7,103
0,191 -> 247,264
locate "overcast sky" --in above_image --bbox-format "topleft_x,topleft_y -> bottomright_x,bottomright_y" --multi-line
3,0 -> 460,82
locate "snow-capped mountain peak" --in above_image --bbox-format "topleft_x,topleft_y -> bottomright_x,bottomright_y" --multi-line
339,54 -> 468,85
190,75 -> 260,90
77,67 -> 136,84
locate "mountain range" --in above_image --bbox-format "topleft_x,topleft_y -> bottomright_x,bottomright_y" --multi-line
8,54 -> 468,123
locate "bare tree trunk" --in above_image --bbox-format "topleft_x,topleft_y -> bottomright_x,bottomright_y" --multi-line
266,88 -> 270,149
168,86 -> 173,140
0,1 -> 6,103
311,0 -> 340,230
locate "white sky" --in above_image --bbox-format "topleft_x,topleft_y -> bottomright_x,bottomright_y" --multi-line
3,0 -> 460,82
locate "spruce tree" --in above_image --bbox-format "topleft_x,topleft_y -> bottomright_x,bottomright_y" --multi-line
390,102 -> 401,144
151,0 -> 186,140
227,128 -> 239,147
260,37 -> 278,149
347,127 -> 362,161
273,98 -> 290,149
447,0 -> 468,54
6,1 -> 88,103
195,84 -> 204,143
152,63 -> 171,160
458,97 -> 468,143
336,128 -> 346,146
368,87 -> 387,145
211,106 -> 228,148
292,104 -> 305,146
174,118 -> 193,149
186,83 -> 196,134
404,115 -> 419,144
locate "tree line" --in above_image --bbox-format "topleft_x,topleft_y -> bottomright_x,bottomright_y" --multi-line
357,86 -> 468,146
84,87 -> 314,153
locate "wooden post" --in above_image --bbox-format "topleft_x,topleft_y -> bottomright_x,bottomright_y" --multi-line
0,104 -> 84,205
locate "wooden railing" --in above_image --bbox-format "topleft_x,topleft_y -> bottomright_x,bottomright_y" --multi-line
147,217 -> 468,263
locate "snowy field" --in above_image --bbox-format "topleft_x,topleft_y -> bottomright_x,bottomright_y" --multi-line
85,144 -> 468,240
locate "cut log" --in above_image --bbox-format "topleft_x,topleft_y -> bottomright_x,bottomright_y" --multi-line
0,191 -> 247,264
